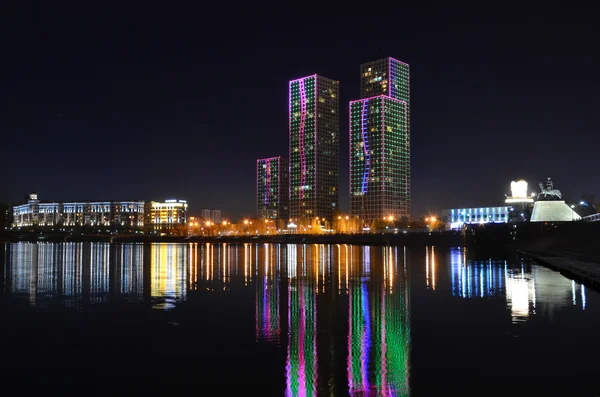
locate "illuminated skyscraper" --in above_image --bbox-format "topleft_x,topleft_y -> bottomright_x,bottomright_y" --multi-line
289,74 -> 339,223
257,156 -> 289,220
350,58 -> 410,223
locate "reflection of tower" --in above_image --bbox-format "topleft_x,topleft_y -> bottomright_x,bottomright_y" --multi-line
348,246 -> 410,396
256,244 -> 280,343
285,245 -> 318,396
150,243 -> 187,310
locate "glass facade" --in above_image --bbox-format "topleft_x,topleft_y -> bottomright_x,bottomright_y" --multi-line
256,156 -> 289,220
351,58 -> 410,223
289,75 -> 339,222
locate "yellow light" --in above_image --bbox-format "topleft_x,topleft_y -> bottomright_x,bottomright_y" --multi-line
430,217 -> 436,222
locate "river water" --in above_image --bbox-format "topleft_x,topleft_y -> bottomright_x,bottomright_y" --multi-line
1,242 -> 598,396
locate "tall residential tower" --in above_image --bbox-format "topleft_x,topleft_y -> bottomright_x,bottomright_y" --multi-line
350,57 -> 410,224
257,156 -> 289,220
289,74 -> 339,223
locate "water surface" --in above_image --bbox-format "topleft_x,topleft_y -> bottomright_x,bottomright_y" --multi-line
1,242 -> 598,396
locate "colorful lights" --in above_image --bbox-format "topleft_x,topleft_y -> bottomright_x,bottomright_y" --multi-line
361,99 -> 370,194
257,156 -> 289,220
289,75 -> 339,222
351,57 -> 410,223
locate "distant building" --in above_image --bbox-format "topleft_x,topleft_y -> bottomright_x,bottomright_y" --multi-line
211,209 -> 221,224
350,57 -> 411,224
441,206 -> 512,230
257,156 -> 289,220
289,74 -> 339,223
200,208 -> 222,223
12,193 -> 144,230
1,203 -> 10,230
145,200 -> 188,235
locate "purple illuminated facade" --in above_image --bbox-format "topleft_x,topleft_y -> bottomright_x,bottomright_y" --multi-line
289,75 -> 339,223
257,156 -> 289,220
350,58 -> 410,224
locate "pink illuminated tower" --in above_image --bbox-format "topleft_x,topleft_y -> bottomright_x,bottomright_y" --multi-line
350,58 -> 410,224
289,75 -> 339,224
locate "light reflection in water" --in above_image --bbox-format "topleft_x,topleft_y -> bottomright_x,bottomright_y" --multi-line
256,243 -> 280,343
425,246 -> 436,290
347,246 -> 410,397
285,244 -> 318,397
150,243 -> 187,310
449,248 -> 588,323
7,242 -> 115,307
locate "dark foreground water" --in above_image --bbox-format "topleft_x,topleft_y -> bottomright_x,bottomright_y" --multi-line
1,242 -> 599,396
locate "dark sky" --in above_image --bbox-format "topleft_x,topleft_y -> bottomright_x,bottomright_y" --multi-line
1,5 -> 598,219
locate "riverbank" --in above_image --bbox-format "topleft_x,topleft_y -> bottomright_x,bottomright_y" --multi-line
0,230 -> 465,247
511,222 -> 600,291
516,251 -> 600,291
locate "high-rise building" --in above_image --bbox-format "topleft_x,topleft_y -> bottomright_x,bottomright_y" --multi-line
350,57 -> 410,224
257,156 -> 289,220
289,74 -> 339,223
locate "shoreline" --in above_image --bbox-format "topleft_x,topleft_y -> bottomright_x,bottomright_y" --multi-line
0,231 -> 465,247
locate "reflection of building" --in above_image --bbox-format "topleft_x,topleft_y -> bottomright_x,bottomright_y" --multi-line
505,266 -> 536,322
450,248 -> 505,299
257,156 -> 289,221
348,246 -> 410,396
351,57 -> 411,223
150,243 -> 187,310
7,242 -> 113,306
12,193 -> 145,229
289,74 -> 339,223
286,245 -> 318,396
145,200 -> 188,235
256,244 -> 280,343
449,247 -> 588,322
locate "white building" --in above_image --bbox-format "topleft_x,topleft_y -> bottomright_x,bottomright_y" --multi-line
12,193 -> 144,229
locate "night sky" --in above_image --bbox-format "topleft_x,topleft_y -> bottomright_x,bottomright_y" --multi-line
1,6 -> 598,219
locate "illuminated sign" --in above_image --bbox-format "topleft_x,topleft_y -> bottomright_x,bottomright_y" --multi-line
510,180 -> 528,198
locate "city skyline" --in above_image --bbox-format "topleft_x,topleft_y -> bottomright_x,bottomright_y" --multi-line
1,7 -> 598,220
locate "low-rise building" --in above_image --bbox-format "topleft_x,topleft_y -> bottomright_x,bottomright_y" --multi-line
441,206 -> 512,230
145,199 -> 188,235
12,193 -> 144,231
